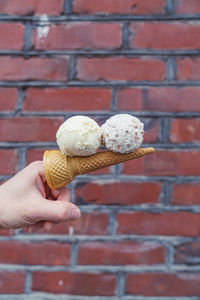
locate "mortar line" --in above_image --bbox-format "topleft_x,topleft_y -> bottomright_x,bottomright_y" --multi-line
64,0 -> 73,14
122,22 -> 129,49
3,81 -> 200,88
116,272 -> 125,297
24,270 -> 32,294
1,15 -> 200,22
24,22 -> 33,52
18,148 -> 27,171
166,0 -> 176,15
70,242 -> 78,266
1,49 -> 200,56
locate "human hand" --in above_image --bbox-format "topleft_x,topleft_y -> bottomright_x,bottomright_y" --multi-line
0,161 -> 81,232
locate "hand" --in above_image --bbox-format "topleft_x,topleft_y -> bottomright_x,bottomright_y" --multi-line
0,161 -> 81,232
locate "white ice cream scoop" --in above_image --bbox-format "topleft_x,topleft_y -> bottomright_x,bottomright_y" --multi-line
56,116 -> 101,157
101,114 -> 144,154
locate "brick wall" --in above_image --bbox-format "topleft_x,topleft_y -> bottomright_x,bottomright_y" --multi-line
0,0 -> 200,298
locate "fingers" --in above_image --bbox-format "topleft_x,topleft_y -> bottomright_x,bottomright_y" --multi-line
43,220 -> 58,231
38,199 -> 81,223
26,220 -> 58,233
26,221 -> 44,233
37,189 -> 72,231
51,188 -> 71,202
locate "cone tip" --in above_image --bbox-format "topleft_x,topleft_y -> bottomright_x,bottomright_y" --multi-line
141,147 -> 155,154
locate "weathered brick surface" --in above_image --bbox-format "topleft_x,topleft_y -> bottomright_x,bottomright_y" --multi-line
172,183 -> 200,205
0,241 -> 71,265
0,88 -> 17,111
0,117 -> 63,142
75,181 -> 161,205
123,150 -> 200,176
36,212 -> 110,236
130,22 -> 200,50
25,88 -> 112,111
177,57 -> 200,80
32,271 -> 116,295
170,119 -> 200,143
0,23 -> 24,50
117,212 -> 200,237
0,149 -> 18,175
126,273 -> 200,296
176,0 -> 200,14
33,23 -> 122,50
73,0 -> 166,15
117,87 -> 200,112
0,0 -> 64,15
0,271 -> 25,293
78,241 -> 165,265
0,0 -> 199,298
77,57 -> 166,81
174,241 -> 200,264
0,57 -> 69,81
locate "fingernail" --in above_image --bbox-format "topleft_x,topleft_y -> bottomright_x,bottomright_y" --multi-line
47,223 -> 54,231
28,227 -> 32,233
71,209 -> 81,220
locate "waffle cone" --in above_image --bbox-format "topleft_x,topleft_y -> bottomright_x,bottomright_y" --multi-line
43,147 -> 155,190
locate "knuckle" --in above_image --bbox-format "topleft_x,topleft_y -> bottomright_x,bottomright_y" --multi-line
56,203 -> 70,222
29,160 -> 42,169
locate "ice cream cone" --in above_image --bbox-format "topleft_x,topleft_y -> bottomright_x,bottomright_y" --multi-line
43,147 -> 155,190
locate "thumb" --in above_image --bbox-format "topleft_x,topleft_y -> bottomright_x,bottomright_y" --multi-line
38,199 -> 81,223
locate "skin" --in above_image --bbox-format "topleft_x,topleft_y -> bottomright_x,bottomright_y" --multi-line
0,161 -> 81,232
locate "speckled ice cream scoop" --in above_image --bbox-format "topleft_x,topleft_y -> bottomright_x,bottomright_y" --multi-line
101,114 -> 144,153
56,116 -> 101,157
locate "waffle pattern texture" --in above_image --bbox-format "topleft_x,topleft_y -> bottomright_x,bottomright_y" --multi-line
44,148 -> 154,190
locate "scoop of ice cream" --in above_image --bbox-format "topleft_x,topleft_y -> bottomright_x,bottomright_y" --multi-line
101,114 -> 144,153
56,116 -> 101,157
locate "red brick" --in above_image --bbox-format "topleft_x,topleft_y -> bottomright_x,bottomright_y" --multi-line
86,167 -> 111,175
25,88 -> 112,111
0,229 -> 15,236
73,0 -> 165,15
147,87 -> 200,112
130,22 -> 200,49
176,0 -> 200,14
0,150 -> 18,175
78,241 -> 165,265
77,57 -> 165,81
0,117 -> 63,142
0,0 -> 64,15
0,88 -> 17,111
174,241 -> 200,264
0,271 -> 25,294
123,150 -> 200,176
143,119 -> 160,143
172,183 -> 200,205
117,88 -> 143,110
178,151 -> 200,175
177,57 -> 200,81
75,182 -> 161,205
0,241 -> 70,265
0,57 -> 68,81
126,273 -> 200,296
170,119 -> 200,143
124,150 -> 177,176
117,87 -> 200,112
38,212 -> 109,235
32,271 -> 116,295
34,23 -> 122,50
26,149 -> 45,165
117,212 -> 200,236
0,23 -> 24,50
